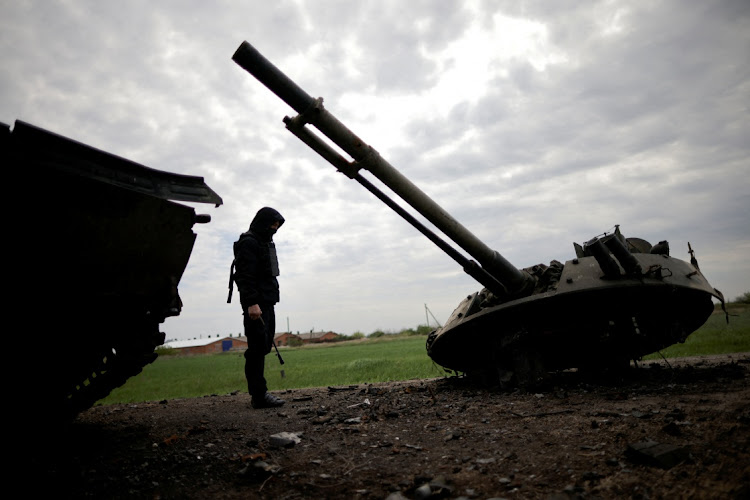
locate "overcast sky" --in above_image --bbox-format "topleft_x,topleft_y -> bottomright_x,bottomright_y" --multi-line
2,1 -> 748,341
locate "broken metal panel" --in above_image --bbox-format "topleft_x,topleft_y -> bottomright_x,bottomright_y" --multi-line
6,120 -> 223,207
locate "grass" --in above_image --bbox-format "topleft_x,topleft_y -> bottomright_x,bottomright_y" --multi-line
100,303 -> 749,406
643,302 -> 750,359
101,336 -> 446,405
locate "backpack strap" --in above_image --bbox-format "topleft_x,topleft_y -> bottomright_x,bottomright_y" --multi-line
227,258 -> 236,303
228,236 -> 243,303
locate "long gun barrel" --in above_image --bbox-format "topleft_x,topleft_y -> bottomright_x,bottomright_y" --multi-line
232,41 -> 535,298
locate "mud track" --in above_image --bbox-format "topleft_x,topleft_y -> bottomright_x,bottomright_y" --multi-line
30,354 -> 749,499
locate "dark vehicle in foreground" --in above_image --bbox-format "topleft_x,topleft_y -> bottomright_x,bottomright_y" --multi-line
231,41 -> 724,385
5,120 -> 222,420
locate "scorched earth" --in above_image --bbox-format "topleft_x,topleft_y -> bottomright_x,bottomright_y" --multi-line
31,354 -> 750,499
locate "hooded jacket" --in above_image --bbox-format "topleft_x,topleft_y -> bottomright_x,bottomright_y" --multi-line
233,207 -> 285,311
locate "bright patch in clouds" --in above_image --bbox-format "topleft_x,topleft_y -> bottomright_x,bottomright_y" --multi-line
1,1 -> 747,340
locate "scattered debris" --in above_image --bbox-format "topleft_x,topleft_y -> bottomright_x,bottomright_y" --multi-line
625,440 -> 690,469
269,431 -> 302,448
509,409 -> 576,418
328,385 -> 358,392
347,398 -> 371,408
46,355 -> 749,499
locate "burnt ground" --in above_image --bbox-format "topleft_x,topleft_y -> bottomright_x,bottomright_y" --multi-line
28,353 -> 749,499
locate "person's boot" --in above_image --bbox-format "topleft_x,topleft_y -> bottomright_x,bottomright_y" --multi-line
251,392 -> 285,409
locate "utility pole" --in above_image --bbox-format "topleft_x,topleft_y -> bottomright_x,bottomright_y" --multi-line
424,304 -> 442,328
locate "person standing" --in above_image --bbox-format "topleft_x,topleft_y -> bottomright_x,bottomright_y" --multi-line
232,207 -> 286,409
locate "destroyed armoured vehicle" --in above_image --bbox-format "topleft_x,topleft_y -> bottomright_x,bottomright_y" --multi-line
232,41 -> 724,385
5,120 -> 222,420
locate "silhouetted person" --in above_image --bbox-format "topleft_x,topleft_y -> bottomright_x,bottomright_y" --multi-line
233,207 -> 286,408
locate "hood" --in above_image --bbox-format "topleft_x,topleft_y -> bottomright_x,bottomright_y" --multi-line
248,206 -> 285,241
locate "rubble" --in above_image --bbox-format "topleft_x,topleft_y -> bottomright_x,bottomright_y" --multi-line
32,354 -> 750,499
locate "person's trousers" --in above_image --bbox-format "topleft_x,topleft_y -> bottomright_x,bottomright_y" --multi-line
243,304 -> 275,397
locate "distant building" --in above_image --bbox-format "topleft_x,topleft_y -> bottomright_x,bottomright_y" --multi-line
297,331 -> 338,344
164,336 -> 248,355
165,330 -> 339,354
274,331 -> 338,346
274,332 -> 298,346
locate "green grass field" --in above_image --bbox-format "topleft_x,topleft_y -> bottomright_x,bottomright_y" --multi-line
100,303 -> 749,405
101,335 -> 446,405
643,303 -> 749,359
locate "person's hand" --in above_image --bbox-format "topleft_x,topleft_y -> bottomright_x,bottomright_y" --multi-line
247,304 -> 262,320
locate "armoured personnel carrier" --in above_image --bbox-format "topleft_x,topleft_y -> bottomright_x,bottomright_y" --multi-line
5,120 -> 222,420
232,41 -> 725,385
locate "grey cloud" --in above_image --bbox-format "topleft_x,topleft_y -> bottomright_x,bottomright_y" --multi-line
2,0 -> 746,339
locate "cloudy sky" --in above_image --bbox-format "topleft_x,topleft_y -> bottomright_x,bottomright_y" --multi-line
2,1 -> 748,341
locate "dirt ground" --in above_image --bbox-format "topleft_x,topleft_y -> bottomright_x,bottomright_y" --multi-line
30,353 -> 749,499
